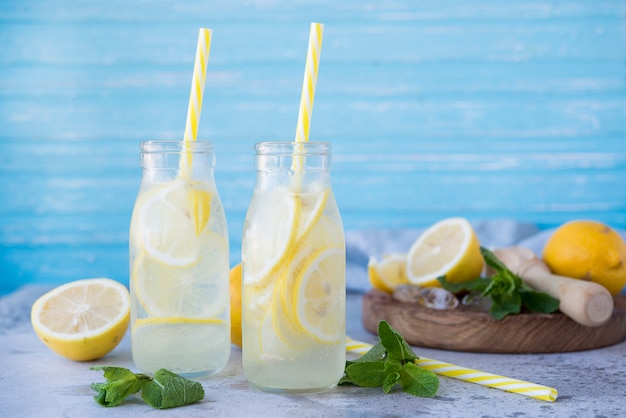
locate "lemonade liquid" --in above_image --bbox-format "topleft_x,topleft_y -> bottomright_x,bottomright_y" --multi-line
242,142 -> 346,393
129,140 -> 230,378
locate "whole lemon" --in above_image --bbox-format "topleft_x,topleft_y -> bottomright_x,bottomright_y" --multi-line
229,263 -> 243,347
543,220 -> 626,295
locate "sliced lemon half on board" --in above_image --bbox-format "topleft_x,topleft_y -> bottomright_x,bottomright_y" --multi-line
31,278 -> 130,361
406,217 -> 484,286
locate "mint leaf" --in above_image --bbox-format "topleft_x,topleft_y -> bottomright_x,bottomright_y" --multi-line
381,360 -> 402,393
350,342 -> 387,364
378,320 -> 417,364
90,366 -> 151,407
480,246 -> 509,272
340,342 -> 388,385
341,321 -> 439,398
91,367 -> 204,410
400,362 -> 439,397
520,289 -> 560,314
343,361 -> 388,387
142,369 -> 204,409
490,291 -> 522,319
438,275 -> 489,293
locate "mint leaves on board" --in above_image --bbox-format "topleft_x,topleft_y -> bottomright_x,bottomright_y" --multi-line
439,247 -> 560,320
340,321 -> 439,397
90,366 -> 204,409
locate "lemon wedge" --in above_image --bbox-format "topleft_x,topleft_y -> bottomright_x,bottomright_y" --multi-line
406,217 -> 484,286
31,278 -> 130,361
368,253 -> 410,293
189,188 -> 211,236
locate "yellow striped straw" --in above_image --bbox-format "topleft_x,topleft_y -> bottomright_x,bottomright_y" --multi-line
182,27 -> 212,174
346,337 -> 558,402
295,22 -> 324,144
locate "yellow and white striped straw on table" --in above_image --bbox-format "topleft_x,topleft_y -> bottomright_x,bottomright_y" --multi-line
295,22 -> 324,144
346,337 -> 558,402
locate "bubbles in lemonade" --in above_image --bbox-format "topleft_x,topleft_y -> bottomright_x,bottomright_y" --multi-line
130,177 -> 230,377
242,183 -> 346,393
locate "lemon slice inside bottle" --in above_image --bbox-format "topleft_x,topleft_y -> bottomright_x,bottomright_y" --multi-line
292,246 -> 345,344
130,179 -> 228,318
243,187 -> 301,286
131,232 -> 229,318
135,178 -> 212,267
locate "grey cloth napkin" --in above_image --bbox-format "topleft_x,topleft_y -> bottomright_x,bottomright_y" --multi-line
346,219 -> 626,293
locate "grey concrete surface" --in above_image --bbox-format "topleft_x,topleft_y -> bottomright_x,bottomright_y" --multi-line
1,286 -> 624,417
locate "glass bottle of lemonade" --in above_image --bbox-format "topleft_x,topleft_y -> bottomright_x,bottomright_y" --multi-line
241,141 -> 346,393
129,140 -> 230,378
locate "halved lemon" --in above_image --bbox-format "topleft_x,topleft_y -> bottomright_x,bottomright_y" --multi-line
368,253 -> 409,293
406,217 -> 484,286
31,278 -> 130,361
293,246 -> 345,344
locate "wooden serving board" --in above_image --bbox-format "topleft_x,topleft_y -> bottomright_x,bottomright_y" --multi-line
362,289 -> 626,354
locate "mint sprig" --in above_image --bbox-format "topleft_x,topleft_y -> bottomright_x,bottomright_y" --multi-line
90,366 -> 151,407
91,366 -> 204,409
340,321 -> 439,397
438,247 -> 560,320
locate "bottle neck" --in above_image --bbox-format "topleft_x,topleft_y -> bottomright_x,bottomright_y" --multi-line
254,142 -> 332,192
140,140 -> 216,183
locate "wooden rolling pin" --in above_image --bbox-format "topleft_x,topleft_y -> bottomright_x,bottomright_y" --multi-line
493,247 -> 614,327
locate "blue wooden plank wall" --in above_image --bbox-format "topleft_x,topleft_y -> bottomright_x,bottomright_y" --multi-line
1,0 -> 625,294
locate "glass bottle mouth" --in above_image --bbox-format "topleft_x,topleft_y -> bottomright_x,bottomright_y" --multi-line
254,141 -> 331,156
140,140 -> 215,154
139,140 -> 216,171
